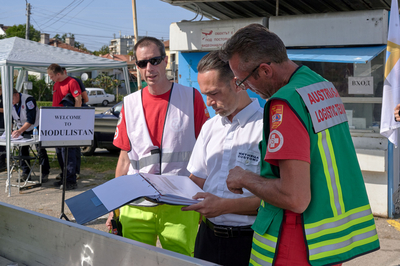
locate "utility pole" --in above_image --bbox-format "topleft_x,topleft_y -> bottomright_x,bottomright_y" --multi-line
25,1 -> 31,40
131,0 -> 141,90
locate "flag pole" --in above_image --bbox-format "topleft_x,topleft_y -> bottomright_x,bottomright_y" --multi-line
380,0 -> 400,218
388,142 -> 394,218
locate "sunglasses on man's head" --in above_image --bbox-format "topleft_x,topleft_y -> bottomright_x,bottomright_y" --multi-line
136,56 -> 165,69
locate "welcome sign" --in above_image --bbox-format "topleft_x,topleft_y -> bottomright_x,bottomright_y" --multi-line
39,107 -> 95,147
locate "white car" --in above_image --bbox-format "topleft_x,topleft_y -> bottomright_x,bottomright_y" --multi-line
86,88 -> 115,106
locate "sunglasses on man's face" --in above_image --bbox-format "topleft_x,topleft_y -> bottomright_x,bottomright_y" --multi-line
136,56 -> 165,69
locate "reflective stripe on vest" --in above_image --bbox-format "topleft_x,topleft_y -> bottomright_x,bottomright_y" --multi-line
130,151 -> 192,171
308,224 -> 378,260
124,84 -> 196,176
317,129 -> 345,216
250,231 -> 277,266
305,204 -> 378,260
256,67 -> 380,265
250,251 -> 273,266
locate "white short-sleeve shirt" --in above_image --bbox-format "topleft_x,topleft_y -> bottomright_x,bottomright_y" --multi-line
187,98 -> 263,226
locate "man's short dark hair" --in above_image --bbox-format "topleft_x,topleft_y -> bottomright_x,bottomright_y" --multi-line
197,50 -> 234,85
220,23 -> 288,72
134,37 -> 166,60
12,89 -> 18,94
47,63 -> 64,74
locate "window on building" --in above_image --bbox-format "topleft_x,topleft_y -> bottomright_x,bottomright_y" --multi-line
294,50 -> 385,133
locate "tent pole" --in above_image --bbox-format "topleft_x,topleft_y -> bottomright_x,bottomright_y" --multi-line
16,69 -> 27,92
1,65 -> 14,197
123,67 -> 131,94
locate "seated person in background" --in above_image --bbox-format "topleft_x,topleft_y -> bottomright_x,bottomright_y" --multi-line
11,89 -> 50,182
182,51 -> 263,266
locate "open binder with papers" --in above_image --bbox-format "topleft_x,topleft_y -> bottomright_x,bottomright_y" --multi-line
65,173 -> 204,224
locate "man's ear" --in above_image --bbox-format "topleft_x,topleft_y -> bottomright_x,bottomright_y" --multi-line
259,62 -> 272,78
232,78 -> 242,93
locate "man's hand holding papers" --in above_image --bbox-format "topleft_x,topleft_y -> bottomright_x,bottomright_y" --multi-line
1,131 -> 23,141
181,192 -> 226,218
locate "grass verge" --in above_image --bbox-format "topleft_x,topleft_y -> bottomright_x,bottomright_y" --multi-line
48,151 -> 118,180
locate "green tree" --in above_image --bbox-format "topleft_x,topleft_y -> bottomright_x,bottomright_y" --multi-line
82,77 -> 94,88
51,33 -> 89,51
0,24 -> 41,41
52,34 -> 62,42
0,73 -> 52,102
52,33 -> 69,43
93,45 -> 110,56
27,75 -> 52,101
78,43 -> 89,52
94,73 -> 121,94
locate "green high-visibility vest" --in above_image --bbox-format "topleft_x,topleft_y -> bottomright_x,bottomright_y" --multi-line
251,66 -> 380,266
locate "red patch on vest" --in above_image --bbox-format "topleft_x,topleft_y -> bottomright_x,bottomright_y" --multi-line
271,105 -> 283,129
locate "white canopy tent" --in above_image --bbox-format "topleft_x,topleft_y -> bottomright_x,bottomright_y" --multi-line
0,37 -> 131,196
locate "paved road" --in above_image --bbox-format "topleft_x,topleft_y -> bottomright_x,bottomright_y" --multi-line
343,217 -> 400,266
0,150 -> 115,232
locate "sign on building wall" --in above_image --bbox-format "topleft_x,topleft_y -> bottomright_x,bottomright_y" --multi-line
348,76 -> 374,94
201,27 -> 234,49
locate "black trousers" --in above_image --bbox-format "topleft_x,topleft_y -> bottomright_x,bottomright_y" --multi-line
76,148 -> 81,174
0,145 -> 5,167
194,221 -> 254,266
56,147 -> 77,184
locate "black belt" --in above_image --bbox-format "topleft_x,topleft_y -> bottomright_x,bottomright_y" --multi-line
203,218 -> 254,238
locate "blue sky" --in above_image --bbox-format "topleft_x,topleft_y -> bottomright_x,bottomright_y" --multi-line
0,0 -> 198,51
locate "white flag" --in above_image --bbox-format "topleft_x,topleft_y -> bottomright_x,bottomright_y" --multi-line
380,0 -> 400,145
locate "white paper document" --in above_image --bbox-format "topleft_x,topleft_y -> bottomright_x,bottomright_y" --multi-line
141,173 -> 204,205
0,132 -> 23,140
92,173 -> 203,212
92,174 -> 159,211
66,173 -> 204,224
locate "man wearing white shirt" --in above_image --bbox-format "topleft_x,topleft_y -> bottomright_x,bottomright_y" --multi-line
182,51 -> 263,266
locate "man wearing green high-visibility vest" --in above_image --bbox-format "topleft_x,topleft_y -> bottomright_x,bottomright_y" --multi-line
220,23 -> 380,266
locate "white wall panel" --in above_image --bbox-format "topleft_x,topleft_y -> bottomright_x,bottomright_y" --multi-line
170,18 -> 267,52
269,10 -> 388,47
